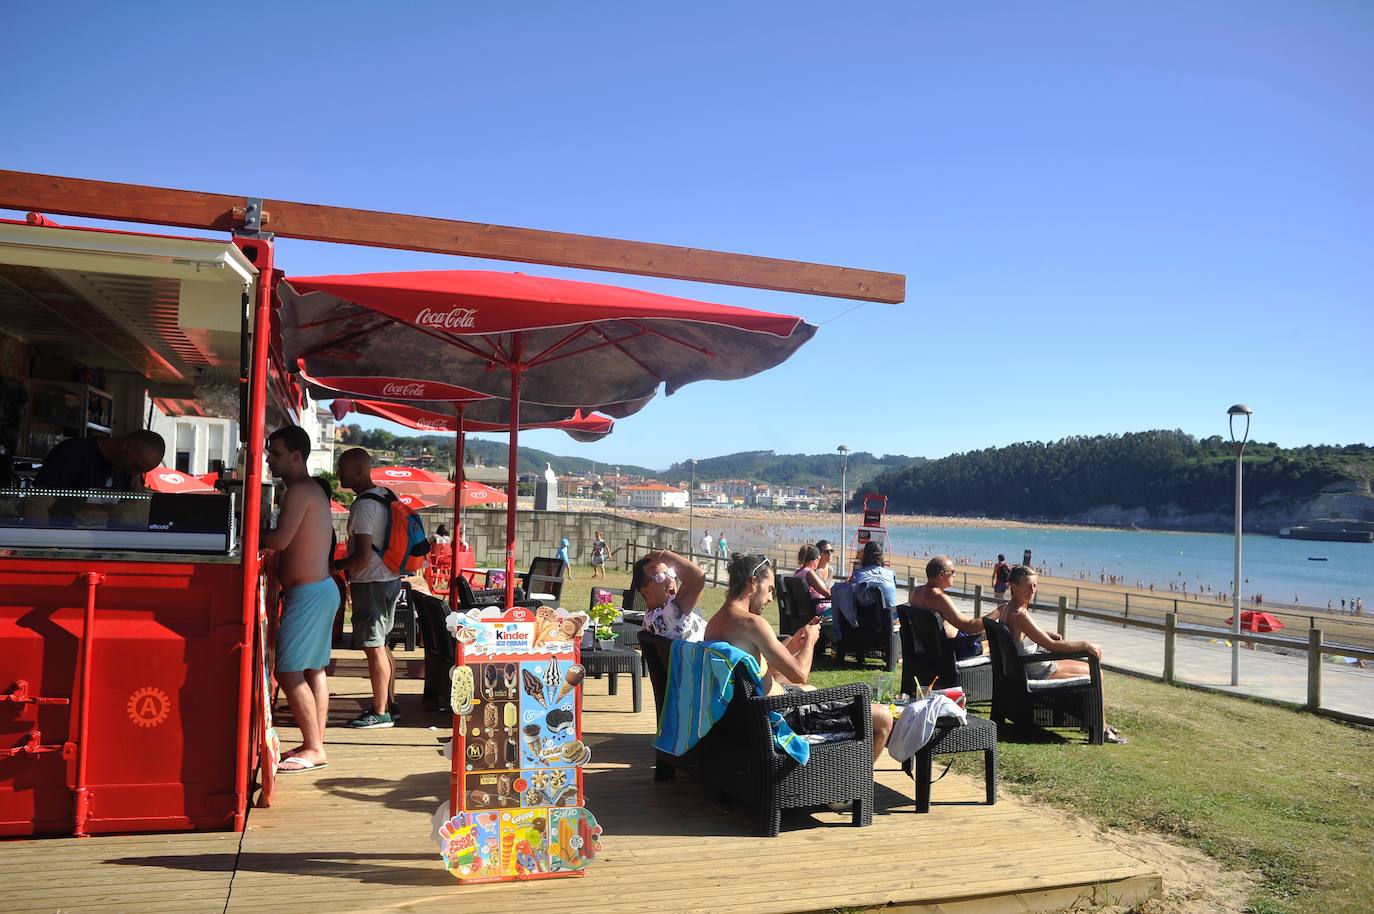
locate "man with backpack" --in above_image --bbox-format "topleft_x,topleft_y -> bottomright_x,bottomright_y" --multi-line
335,447 -> 408,729
992,554 -> 1011,598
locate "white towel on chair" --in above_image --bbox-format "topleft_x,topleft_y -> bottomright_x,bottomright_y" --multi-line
886,695 -> 967,763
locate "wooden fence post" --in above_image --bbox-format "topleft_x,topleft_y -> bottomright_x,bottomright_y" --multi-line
973,585 -> 982,619
1057,596 -> 1067,637
1163,612 -> 1177,685
1307,628 -> 1323,712
1123,593 -> 1130,629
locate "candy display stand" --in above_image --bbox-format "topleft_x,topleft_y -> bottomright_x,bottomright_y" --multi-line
435,604 -> 602,882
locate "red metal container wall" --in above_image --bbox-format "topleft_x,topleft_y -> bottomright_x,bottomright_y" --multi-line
0,558 -> 246,836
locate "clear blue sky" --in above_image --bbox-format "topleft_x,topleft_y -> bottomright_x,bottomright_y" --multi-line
4,3 -> 1370,470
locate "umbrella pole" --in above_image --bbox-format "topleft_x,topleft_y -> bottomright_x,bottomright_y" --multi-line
504,335 -> 523,609
454,404 -> 465,561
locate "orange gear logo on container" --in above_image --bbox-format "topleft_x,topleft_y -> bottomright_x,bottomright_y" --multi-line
126,687 -> 172,728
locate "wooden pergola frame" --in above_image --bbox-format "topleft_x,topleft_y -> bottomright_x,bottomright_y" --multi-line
0,170 -> 904,303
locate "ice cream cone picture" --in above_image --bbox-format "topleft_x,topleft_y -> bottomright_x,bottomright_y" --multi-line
533,606 -> 558,645
543,659 -> 560,696
500,827 -> 516,875
555,664 -> 585,704
521,667 -> 547,707
451,666 -> 475,716
522,723 -> 543,761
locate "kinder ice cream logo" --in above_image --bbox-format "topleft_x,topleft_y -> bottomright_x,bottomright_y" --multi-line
382,382 -> 427,397
415,307 -> 478,330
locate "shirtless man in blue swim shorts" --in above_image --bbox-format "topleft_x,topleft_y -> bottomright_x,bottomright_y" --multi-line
262,425 -> 337,772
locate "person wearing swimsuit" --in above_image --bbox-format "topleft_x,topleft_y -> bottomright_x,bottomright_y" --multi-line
703,553 -> 894,764
998,565 -> 1125,743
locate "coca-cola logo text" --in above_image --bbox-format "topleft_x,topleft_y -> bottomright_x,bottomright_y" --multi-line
414,307 -> 478,330
416,418 -> 449,430
381,382 -> 427,397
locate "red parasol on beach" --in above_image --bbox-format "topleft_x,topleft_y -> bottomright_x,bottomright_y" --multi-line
329,500 -> 350,515
1225,610 -> 1285,633
281,269 -> 815,606
395,494 -> 437,510
445,480 -> 508,508
145,467 -> 218,493
369,466 -> 454,497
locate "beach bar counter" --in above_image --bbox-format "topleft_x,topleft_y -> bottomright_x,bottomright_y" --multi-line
0,217 -> 284,836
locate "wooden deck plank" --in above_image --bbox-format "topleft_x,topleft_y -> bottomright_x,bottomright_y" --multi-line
0,646 -> 1160,914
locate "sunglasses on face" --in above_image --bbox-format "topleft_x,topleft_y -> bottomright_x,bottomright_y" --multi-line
651,568 -> 679,584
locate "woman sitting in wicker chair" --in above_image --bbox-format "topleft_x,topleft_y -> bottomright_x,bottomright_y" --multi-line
998,565 -> 1125,743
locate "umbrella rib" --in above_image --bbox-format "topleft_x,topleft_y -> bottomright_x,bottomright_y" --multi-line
300,317 -> 395,358
590,325 -> 667,383
524,325 -> 598,368
625,319 -> 716,358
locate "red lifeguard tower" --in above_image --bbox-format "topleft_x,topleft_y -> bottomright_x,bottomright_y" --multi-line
850,493 -> 890,565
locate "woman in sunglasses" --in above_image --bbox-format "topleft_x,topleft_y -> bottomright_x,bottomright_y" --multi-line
633,547 -> 708,642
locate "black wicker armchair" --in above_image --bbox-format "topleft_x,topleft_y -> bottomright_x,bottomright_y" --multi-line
896,606 -> 992,703
827,582 -> 900,672
982,618 -> 1104,745
638,631 -> 875,836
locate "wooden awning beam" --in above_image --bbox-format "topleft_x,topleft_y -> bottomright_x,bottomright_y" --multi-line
0,170 -> 904,304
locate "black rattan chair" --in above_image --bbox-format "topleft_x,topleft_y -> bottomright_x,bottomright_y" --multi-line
896,606 -> 992,703
638,631 -> 874,837
518,556 -> 566,605
827,581 -> 899,672
982,618 -> 1104,744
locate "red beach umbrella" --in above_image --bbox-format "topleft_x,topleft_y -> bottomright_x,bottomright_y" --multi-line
447,480 -> 508,508
370,465 -> 454,497
281,269 -> 816,606
329,500 -> 350,515
1225,610 -> 1285,633
395,494 -> 437,510
145,467 -> 218,493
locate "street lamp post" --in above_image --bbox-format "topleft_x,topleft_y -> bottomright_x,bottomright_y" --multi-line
688,459 -> 697,556
838,445 -> 850,578
1228,404 -> 1252,687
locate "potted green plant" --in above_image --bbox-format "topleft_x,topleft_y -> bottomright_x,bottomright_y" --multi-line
588,600 -> 620,651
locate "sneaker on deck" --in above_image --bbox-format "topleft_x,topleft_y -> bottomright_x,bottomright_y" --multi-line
347,710 -> 394,729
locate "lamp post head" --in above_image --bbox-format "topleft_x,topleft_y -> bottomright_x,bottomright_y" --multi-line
1227,404 -> 1252,449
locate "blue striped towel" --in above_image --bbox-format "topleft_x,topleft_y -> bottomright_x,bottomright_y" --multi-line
652,639 -> 810,765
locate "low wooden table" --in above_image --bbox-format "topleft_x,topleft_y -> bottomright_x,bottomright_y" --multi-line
582,644 -> 642,713
902,714 -> 998,813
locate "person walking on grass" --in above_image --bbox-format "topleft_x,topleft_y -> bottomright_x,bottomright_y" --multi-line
699,530 -> 712,557
557,536 -> 575,581
589,530 -> 610,579
998,565 -> 1125,743
335,448 -> 402,730
260,426 -> 336,772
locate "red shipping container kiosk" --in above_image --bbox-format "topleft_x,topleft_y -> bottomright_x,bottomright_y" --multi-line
436,604 -> 602,881
0,217 -> 288,837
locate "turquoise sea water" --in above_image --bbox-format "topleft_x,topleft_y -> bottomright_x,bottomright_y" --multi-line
715,519 -> 1371,610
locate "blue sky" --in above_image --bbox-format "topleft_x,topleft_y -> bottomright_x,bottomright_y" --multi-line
3,2 -> 1370,470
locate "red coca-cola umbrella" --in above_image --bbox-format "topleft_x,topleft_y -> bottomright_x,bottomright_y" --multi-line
281,269 -> 816,606
318,386 -> 611,550
1225,610 -> 1285,633
145,467 -> 219,493
370,466 -> 454,497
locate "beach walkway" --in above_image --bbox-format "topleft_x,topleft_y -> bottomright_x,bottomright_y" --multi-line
943,593 -> 1374,721
1,648 -> 1161,914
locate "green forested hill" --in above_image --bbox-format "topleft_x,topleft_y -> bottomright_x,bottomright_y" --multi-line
664,450 -> 921,488
864,431 -> 1374,521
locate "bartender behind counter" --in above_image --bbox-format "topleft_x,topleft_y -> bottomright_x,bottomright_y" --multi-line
25,431 -> 166,523
36,431 -> 165,490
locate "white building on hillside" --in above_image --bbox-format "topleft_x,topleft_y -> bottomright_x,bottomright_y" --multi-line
623,483 -> 688,509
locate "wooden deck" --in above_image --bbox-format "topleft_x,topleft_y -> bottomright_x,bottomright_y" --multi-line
2,648 -> 1161,914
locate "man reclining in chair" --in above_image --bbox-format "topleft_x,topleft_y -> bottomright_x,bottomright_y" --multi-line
704,553 -> 893,764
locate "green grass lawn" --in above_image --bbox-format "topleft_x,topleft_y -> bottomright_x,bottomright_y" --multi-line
560,565 -> 1374,914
